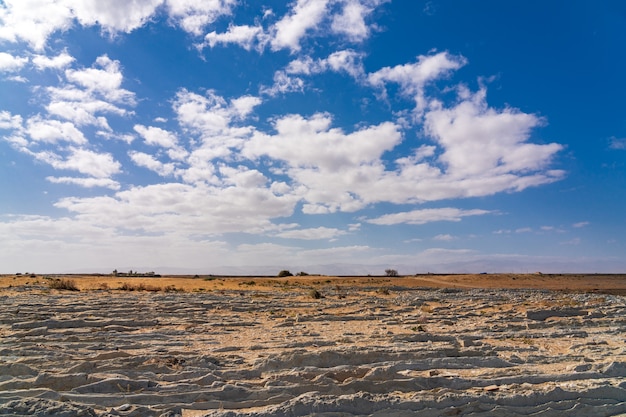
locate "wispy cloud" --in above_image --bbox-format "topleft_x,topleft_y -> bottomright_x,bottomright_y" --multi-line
609,137 -> 626,150
276,226 -> 346,240
367,208 -> 491,226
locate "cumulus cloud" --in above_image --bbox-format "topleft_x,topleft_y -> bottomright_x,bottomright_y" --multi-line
0,52 -> 28,72
69,0 -> 163,34
134,125 -> 179,148
199,0 -> 387,54
166,0 -> 236,36
264,50 -> 365,97
271,0 -> 330,52
0,111 -> 23,130
173,90 -> 260,172
0,57 -> 134,190
26,117 -> 86,145
366,208 -> 491,225
43,55 -> 135,130
423,87 -> 563,180
285,50 -> 365,78
32,51 -> 75,70
65,56 -> 135,104
203,24 -> 266,51
0,0 -> 241,52
330,0 -> 383,42
368,51 -> 467,114
129,151 -> 176,177
27,147 -> 121,179
260,71 -> 305,96
0,0 -> 74,50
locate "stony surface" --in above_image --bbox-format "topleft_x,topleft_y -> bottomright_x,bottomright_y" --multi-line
1,283 -> 625,416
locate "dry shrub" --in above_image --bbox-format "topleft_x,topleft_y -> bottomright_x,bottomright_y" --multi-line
118,282 -> 163,292
309,289 -> 322,299
118,282 -> 136,291
48,278 -> 79,291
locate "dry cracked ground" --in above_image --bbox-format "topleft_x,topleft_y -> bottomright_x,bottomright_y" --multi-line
1,278 -> 626,416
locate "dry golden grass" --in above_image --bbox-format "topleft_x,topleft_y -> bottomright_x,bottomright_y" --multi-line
0,273 -> 625,295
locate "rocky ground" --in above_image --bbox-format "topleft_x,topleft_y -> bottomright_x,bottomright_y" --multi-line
0,276 -> 625,416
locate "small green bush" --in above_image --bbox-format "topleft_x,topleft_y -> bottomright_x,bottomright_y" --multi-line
278,270 -> 293,277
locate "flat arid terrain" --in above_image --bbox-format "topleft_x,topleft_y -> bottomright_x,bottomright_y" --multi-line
1,273 -> 626,416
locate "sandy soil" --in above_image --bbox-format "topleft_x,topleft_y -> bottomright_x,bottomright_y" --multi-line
1,274 -> 625,416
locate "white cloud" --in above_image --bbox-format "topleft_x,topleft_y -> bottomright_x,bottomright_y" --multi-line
26,117 -> 87,145
57,148 -> 122,178
32,51 -> 75,70
46,176 -> 121,190
0,111 -> 23,130
219,165 -> 268,188
175,89 -> 248,136
5,75 -> 28,83
276,226 -> 345,240
0,0 -> 162,51
173,90 -> 258,174
129,151 -> 176,177
245,113 -> 400,171
69,0 -> 162,34
326,50 -> 365,78
65,55 -> 135,104
45,55 -> 136,128
134,125 -> 178,148
166,0 -> 236,36
203,24 -> 266,51
433,233 -> 455,241
424,87 -> 563,180
573,221 -> 589,228
0,0 -> 74,50
330,0 -> 377,42
53,181 -> 298,236
244,113 -> 402,212
230,96 -> 262,118
368,51 -> 467,114
284,50 -> 365,79
271,0 -> 330,52
285,56 -> 322,75
199,0 -> 385,54
366,207 -> 491,225
0,52 -> 28,72
261,71 -> 305,96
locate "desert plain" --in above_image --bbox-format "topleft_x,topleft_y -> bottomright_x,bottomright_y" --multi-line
1,273 -> 626,416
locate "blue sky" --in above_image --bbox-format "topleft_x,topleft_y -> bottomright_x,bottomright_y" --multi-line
0,0 -> 625,274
